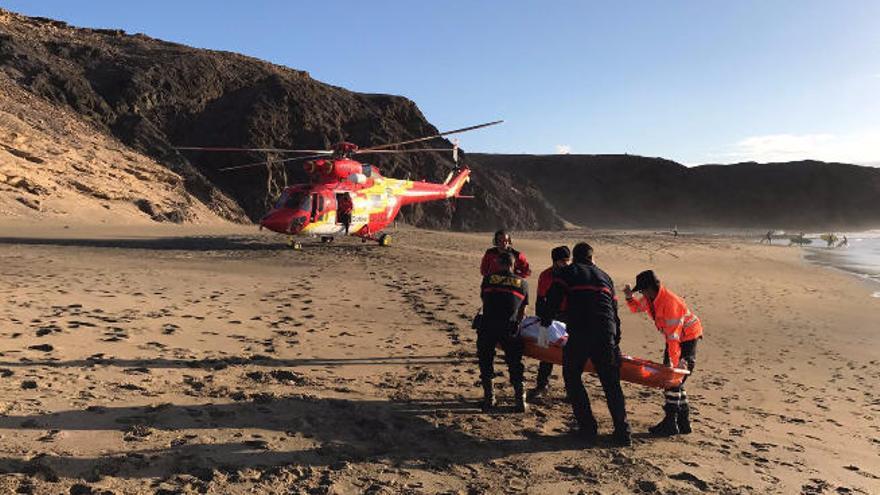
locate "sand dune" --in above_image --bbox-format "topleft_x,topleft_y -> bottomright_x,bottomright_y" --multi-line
0,223 -> 877,494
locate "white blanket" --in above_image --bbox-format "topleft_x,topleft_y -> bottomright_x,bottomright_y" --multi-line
518,316 -> 568,347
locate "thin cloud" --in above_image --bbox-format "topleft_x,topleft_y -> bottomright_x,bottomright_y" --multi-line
555,144 -> 571,154
723,129 -> 880,165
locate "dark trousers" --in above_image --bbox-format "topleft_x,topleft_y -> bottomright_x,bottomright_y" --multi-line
663,338 -> 698,411
536,362 -> 553,388
339,213 -> 352,234
477,328 -> 525,387
562,338 -> 629,433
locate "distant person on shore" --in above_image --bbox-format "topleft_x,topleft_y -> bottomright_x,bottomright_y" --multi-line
761,230 -> 773,244
624,270 -> 703,437
529,245 -> 571,402
478,252 -> 530,413
540,242 -> 631,446
825,233 -> 838,248
480,229 -> 531,278
838,235 -> 849,248
673,226 -> 679,238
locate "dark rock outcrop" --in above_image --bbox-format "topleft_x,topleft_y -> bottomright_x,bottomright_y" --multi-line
470,154 -> 880,230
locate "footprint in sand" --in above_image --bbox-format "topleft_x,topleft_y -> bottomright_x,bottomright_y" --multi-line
669,471 -> 709,491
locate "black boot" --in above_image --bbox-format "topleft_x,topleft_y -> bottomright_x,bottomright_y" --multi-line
648,404 -> 679,436
529,362 -> 552,402
572,425 -> 597,444
513,383 -> 528,413
526,383 -> 549,402
480,381 -> 496,413
677,404 -> 692,434
611,428 -> 632,447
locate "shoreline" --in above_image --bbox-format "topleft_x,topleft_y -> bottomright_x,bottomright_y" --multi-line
799,231 -> 880,298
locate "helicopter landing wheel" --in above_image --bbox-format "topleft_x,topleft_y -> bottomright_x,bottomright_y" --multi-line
320,236 -> 334,244
287,237 -> 302,250
378,234 -> 392,247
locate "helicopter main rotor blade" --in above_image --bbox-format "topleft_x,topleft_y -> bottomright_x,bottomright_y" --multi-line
217,153 -> 330,172
355,148 -> 455,155
175,146 -> 332,154
360,120 -> 503,152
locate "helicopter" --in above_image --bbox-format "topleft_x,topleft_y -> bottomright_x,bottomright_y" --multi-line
176,120 -> 501,249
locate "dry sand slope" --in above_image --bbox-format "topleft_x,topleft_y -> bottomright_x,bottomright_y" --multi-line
0,225 -> 877,494
0,74 -> 235,225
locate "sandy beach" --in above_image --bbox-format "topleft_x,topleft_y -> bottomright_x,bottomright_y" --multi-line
0,223 -> 877,494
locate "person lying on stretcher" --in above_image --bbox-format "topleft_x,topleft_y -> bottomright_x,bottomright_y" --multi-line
518,316 -> 567,347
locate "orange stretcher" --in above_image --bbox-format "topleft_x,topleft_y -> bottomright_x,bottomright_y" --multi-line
518,337 -> 690,389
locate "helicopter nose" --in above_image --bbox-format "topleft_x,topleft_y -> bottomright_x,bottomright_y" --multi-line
259,210 -> 299,234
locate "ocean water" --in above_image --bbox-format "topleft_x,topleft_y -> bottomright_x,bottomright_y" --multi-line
800,232 -> 880,297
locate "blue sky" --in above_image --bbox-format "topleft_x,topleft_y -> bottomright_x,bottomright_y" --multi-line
2,1 -> 879,164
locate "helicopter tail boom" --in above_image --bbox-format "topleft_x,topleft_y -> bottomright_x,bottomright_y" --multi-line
397,167 -> 471,206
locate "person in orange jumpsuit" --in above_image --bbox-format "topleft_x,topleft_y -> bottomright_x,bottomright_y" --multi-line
624,270 -> 703,436
480,229 -> 531,278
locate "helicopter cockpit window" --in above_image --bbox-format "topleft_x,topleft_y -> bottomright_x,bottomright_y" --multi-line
274,192 -> 288,209
277,192 -> 309,211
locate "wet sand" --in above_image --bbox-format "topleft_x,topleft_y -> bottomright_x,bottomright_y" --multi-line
0,223 -> 877,494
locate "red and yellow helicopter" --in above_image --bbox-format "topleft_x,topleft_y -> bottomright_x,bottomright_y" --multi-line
176,121 -> 501,249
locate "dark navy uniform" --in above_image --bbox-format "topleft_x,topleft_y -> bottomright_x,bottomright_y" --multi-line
541,261 -> 630,438
532,265 -> 568,393
479,270 -> 529,389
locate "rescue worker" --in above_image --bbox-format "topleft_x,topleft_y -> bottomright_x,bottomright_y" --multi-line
478,251 -> 530,413
480,229 -> 531,278
540,242 -> 631,446
528,245 -> 571,402
337,193 -> 353,235
624,270 -> 703,436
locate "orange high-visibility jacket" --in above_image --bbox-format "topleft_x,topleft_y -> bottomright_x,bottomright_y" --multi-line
626,285 -> 702,367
